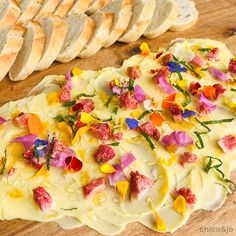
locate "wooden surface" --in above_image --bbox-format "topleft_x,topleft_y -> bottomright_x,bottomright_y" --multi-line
0,0 -> 236,235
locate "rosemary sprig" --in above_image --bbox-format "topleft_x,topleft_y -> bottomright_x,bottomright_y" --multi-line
77,93 -> 95,99
0,150 -> 7,176
105,95 -> 113,108
141,131 -> 155,150
201,118 -> 234,125
63,100 -> 76,107
46,137 -> 55,170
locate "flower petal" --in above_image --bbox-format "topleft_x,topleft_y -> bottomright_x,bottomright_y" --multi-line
126,118 -> 139,129
134,85 -> 146,103
116,180 -> 129,202
120,152 -> 136,169
182,110 -> 197,118
209,67 -> 228,81
108,164 -> 127,186
12,134 -> 37,149
159,76 -> 176,94
0,116 -> 7,125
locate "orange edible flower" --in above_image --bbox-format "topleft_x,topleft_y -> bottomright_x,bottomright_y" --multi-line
203,86 -> 216,100
28,114 -> 43,136
162,93 -> 176,109
150,112 -> 164,126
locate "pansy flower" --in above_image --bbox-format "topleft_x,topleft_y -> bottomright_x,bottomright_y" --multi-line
167,62 -> 187,73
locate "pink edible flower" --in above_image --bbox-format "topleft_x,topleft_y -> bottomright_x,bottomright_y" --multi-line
158,76 -> 176,94
108,164 -> 127,186
0,116 -> 7,125
60,71 -> 72,102
199,94 -> 216,116
191,55 -> 206,67
161,130 -> 194,147
209,67 -> 228,82
120,152 -> 136,169
134,85 -> 146,103
208,48 -> 219,61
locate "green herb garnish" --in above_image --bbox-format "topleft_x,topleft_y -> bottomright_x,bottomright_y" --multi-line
138,110 -> 151,120
61,208 -> 78,211
46,137 -> 55,170
172,84 -> 192,108
141,131 -> 155,150
105,95 -> 113,107
63,100 -> 76,107
231,88 -> 236,92
77,93 -> 95,99
0,150 -> 7,176
201,118 -> 234,125
108,142 -> 120,146
113,106 -> 118,115
128,79 -> 134,91
55,114 -> 77,126
198,48 -> 212,53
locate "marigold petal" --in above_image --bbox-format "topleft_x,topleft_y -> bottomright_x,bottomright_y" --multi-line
116,180 -> 129,202
100,164 -> 116,174
173,195 -> 187,214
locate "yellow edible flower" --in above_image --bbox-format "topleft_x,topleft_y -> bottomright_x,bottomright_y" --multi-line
8,189 -> 24,199
47,92 -> 59,105
72,66 -> 83,76
140,42 -> 151,56
33,164 -> 49,178
72,126 -> 90,145
100,164 -> 116,174
80,112 -> 96,123
131,110 -> 141,118
58,122 -> 73,145
177,79 -> 188,89
173,195 -> 187,214
116,180 -> 129,202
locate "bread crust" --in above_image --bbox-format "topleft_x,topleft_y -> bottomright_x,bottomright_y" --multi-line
53,0 -> 75,18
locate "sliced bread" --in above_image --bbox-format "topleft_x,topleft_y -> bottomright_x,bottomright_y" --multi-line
0,25 -> 25,80
101,0 -> 133,47
53,0 -> 75,18
34,0 -> 61,20
79,11 -> 112,58
17,0 -> 44,24
68,0 -> 94,14
56,13 -> 94,63
0,0 -> 21,31
36,16 -> 68,71
86,0 -> 111,15
144,0 -> 178,39
119,0 -> 156,43
170,0 -> 198,31
9,21 -> 45,81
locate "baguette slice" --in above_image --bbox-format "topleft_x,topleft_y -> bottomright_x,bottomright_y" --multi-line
86,0 -> 111,15
79,11 -> 112,58
53,0 -> 75,18
34,0 -> 61,20
0,25 -> 25,81
170,0 -> 198,31
144,0 -> 178,39
119,0 -> 156,42
17,0 -> 44,24
102,0 -> 133,47
56,13 -> 94,63
9,21 -> 45,81
36,16 -> 68,71
68,0 -> 94,14
0,0 -> 21,31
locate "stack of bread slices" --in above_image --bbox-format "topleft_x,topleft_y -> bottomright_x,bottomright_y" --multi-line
0,0 -> 199,81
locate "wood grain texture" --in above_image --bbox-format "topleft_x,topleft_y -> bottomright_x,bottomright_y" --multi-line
0,0 -> 236,235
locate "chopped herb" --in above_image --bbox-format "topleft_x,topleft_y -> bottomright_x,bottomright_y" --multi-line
105,95 -> 113,107
201,67 -> 209,71
172,84 -> 192,108
113,106 -> 118,115
141,131 -> 155,150
77,93 -> 95,99
176,70 -> 184,81
231,88 -> 236,92
61,208 -> 78,211
46,137 -> 55,170
63,100 -> 76,107
128,79 -> 134,91
0,150 -> 7,176
55,114 -> 64,122
91,115 -> 112,122
201,118 -> 234,125
108,142 -> 120,146
138,110 -> 151,120
198,48 -> 211,53
54,114 -> 77,126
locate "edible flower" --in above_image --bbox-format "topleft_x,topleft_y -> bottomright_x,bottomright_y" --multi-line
202,86 -> 216,100
65,156 -> 83,173
60,71 -> 72,102
120,152 -> 136,169
162,93 -> 176,109
190,55 -> 206,68
80,112 -> 96,123
199,94 -> 216,116
34,139 -> 48,158
161,131 -> 194,148
144,99 -> 155,111
116,180 -> 129,202
149,201 -> 166,231
72,126 -> 90,145
72,67 -> 83,76
167,62 -> 187,73
208,67 -> 228,82
150,112 -> 164,126
182,109 -> 197,118
140,42 -> 150,56
0,116 -> 7,125
159,76 -> 176,94
12,134 -> 37,149
126,118 -> 139,129
65,71 -> 72,90
100,164 -> 116,174
134,85 -> 146,103
28,114 -> 43,136
173,195 -> 187,214
108,164 -> 127,186
47,92 -> 59,105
